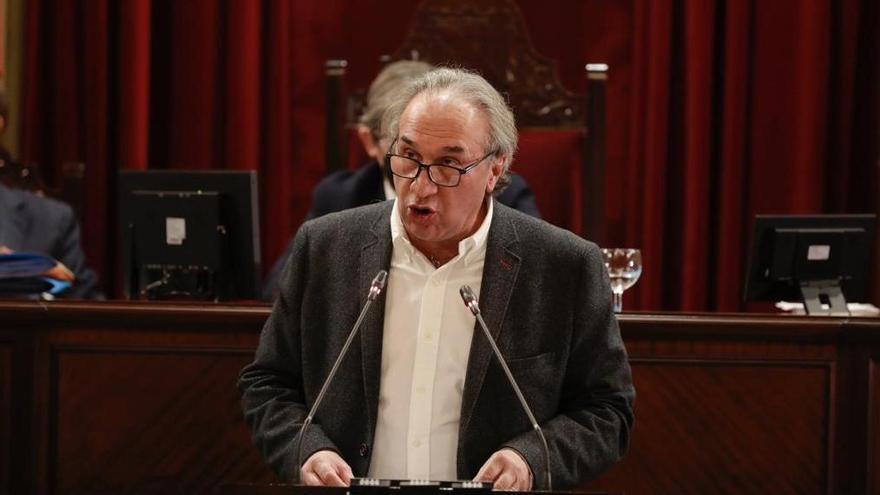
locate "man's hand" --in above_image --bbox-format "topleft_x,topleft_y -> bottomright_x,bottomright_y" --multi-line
44,262 -> 74,282
300,450 -> 353,487
474,448 -> 533,491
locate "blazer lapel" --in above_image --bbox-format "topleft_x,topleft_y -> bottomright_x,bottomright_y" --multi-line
359,202 -> 394,441
458,202 -> 521,443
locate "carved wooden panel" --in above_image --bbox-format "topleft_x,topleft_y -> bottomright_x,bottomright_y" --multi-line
585,359 -> 832,495
389,0 -> 584,128
51,346 -> 275,494
0,346 -> 10,495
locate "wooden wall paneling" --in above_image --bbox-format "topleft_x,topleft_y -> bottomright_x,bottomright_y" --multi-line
1,302 -> 878,494
0,327 -> 40,495
848,319 -> 880,494
0,345 -> 10,495
30,329 -> 52,495
869,357 -> 879,494
50,345 -> 275,494
0,301 -> 273,494
829,319 -> 880,495
585,359 -> 832,495
599,314 -> 844,494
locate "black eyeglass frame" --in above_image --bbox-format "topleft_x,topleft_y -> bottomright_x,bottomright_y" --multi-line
383,137 -> 496,188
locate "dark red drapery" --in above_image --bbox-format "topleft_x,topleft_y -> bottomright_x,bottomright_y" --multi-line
620,0 -> 878,311
19,0 -> 878,309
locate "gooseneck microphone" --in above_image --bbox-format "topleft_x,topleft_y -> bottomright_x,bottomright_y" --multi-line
294,270 -> 388,483
459,285 -> 552,491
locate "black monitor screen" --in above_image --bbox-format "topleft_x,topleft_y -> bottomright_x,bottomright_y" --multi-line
743,214 -> 875,306
118,170 -> 261,300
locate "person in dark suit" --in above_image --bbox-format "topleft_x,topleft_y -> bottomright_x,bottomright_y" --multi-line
262,61 -> 540,300
239,68 -> 633,490
0,183 -> 100,299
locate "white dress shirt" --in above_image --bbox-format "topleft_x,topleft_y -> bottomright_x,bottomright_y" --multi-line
368,198 -> 493,481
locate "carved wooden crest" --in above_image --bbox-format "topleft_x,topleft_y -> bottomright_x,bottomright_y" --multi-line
388,0 -> 584,128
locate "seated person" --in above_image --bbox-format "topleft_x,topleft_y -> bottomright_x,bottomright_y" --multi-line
263,61 -> 541,299
0,182 -> 101,299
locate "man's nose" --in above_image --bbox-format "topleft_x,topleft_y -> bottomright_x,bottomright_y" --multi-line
411,168 -> 438,196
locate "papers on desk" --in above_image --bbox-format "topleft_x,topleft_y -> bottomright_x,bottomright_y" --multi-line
776,301 -> 880,317
0,253 -> 71,295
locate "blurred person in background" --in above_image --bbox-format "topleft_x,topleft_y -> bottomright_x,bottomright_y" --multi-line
262,61 -> 541,300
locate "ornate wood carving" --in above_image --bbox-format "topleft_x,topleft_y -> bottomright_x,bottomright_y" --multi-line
388,0 -> 584,128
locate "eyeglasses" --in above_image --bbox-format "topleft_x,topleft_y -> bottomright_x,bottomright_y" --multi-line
384,138 -> 495,188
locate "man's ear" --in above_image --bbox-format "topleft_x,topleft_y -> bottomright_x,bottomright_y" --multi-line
356,126 -> 382,162
485,155 -> 506,194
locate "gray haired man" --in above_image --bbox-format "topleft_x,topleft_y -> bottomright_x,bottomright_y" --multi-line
240,68 -> 634,490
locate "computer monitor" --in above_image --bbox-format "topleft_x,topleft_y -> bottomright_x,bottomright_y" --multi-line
743,214 -> 876,315
118,170 -> 261,300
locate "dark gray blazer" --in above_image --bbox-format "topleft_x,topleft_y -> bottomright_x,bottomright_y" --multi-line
261,162 -> 541,300
0,184 -> 100,299
239,201 -> 634,489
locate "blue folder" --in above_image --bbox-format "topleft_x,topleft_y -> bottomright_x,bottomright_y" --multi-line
0,253 -> 71,295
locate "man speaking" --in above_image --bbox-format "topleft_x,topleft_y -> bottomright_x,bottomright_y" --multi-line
239,68 -> 634,490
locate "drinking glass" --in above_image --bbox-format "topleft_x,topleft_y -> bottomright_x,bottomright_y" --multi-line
601,248 -> 643,312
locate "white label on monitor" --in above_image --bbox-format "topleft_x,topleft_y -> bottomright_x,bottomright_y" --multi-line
807,244 -> 830,261
166,217 -> 186,246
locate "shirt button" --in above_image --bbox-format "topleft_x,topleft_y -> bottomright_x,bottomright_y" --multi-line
431,278 -> 441,287
425,332 -> 433,341
413,439 -> 422,448
359,443 -> 370,457
416,385 -> 426,394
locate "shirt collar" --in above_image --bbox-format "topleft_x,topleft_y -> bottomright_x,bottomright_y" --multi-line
382,177 -> 396,201
390,196 -> 494,268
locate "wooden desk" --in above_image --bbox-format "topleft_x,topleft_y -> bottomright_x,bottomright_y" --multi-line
1,301 -> 877,494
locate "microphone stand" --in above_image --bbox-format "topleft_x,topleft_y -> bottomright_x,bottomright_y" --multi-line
459,285 -> 552,491
294,270 -> 388,483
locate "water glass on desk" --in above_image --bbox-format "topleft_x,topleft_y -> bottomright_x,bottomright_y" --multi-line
601,248 -> 642,312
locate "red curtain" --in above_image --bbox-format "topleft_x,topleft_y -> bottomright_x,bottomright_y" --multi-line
20,0 -> 878,309
619,0 -> 878,311
22,0 -> 305,294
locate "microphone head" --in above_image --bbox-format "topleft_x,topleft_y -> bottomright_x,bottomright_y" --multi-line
368,270 -> 388,301
459,285 -> 480,315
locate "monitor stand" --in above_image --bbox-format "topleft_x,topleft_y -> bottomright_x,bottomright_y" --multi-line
800,280 -> 850,316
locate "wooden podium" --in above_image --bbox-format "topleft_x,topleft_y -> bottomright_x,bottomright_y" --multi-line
1,300 -> 878,494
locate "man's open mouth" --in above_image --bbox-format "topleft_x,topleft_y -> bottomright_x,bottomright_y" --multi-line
408,205 -> 436,219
